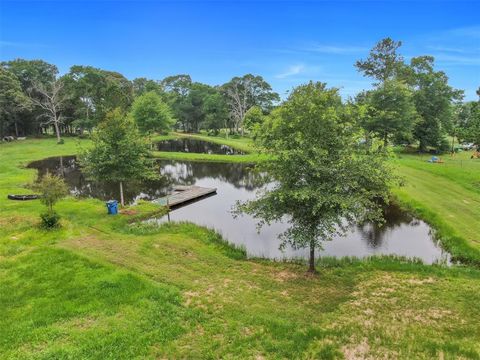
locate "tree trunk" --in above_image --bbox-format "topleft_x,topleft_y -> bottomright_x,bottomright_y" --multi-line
14,119 -> 19,137
308,241 -> 316,273
53,117 -> 61,143
119,181 -> 125,207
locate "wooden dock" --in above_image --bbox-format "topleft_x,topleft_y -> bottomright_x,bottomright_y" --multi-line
153,185 -> 217,208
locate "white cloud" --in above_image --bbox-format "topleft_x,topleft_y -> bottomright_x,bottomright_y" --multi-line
275,64 -> 305,79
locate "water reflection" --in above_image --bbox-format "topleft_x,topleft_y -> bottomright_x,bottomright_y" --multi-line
28,156 -> 450,264
156,138 -> 245,155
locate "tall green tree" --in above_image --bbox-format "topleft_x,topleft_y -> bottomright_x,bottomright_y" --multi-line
0,68 -> 31,138
1,59 -> 58,135
458,88 -> 480,146
160,74 -> 193,131
130,91 -> 174,134
408,56 -> 463,151
243,105 -> 265,133
356,80 -> 417,146
132,77 -> 162,97
236,82 -> 395,273
80,109 -> 157,206
202,91 -> 230,135
63,66 -> 134,131
355,38 -> 406,84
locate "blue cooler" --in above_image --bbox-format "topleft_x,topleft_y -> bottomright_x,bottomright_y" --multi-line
106,200 -> 118,215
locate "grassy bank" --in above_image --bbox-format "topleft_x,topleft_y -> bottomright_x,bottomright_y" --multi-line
1,139 -> 480,358
150,132 -> 262,163
393,151 -> 480,265
152,150 -> 265,163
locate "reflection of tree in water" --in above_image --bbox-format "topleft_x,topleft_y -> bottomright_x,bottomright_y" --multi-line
356,203 -> 420,248
160,160 -> 263,191
28,157 -> 264,204
156,139 -> 244,155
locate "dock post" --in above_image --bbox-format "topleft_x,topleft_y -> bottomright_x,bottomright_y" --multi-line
166,196 -> 170,222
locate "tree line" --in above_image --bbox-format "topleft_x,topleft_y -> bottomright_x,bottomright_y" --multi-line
0,61 -> 279,141
354,38 -> 479,151
1,38 -> 479,150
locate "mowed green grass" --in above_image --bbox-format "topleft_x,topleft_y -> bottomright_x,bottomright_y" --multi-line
1,139 -> 480,358
393,151 -> 480,264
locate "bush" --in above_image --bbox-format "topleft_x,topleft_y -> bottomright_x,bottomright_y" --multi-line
437,138 -> 451,153
57,138 -> 65,145
32,173 -> 69,212
40,211 -> 60,229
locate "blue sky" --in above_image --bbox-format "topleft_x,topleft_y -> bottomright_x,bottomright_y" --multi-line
1,1 -> 479,100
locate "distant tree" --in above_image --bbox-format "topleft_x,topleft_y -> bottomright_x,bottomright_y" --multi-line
32,173 -> 68,228
160,74 -> 193,131
80,109 -> 157,206
357,80 -> 417,146
222,74 -> 279,134
63,66 -> 134,130
130,91 -> 174,134
408,56 -> 464,151
243,106 -> 265,133
356,38 -> 406,83
202,91 -> 230,135
0,68 -> 31,138
236,82 -> 394,273
160,74 -> 192,96
29,77 -> 67,143
1,59 -> 58,135
458,88 -> 480,146
132,77 -> 162,97
177,83 -> 211,132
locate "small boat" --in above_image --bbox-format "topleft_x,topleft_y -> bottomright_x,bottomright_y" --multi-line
7,194 -> 41,201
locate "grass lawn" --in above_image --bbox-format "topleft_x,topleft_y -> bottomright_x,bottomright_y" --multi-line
1,138 -> 480,358
393,150 -> 480,265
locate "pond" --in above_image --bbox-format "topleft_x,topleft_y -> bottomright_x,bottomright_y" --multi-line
28,156 -> 450,264
155,138 -> 245,155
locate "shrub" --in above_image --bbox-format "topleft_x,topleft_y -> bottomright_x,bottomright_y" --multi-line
32,173 -> 68,228
40,211 -> 61,229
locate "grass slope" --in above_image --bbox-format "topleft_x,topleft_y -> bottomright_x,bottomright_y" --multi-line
1,139 -> 480,358
394,151 -> 480,264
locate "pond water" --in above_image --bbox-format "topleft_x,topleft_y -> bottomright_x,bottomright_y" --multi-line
28,156 -> 450,264
156,138 -> 244,155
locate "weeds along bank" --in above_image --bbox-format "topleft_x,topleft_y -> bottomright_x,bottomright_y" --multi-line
1,138 -> 480,358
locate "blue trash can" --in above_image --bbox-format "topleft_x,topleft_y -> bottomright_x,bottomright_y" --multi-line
106,200 -> 118,215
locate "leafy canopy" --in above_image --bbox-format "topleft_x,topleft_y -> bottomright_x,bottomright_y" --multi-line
32,173 -> 69,213
237,82 -> 395,271
130,91 -> 174,134
80,108 -> 157,184
355,37 -> 405,83
356,80 -> 417,145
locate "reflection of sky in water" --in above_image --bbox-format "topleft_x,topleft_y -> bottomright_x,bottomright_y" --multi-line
29,156 -> 450,264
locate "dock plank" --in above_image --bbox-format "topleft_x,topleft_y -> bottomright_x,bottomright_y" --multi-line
153,186 -> 217,207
